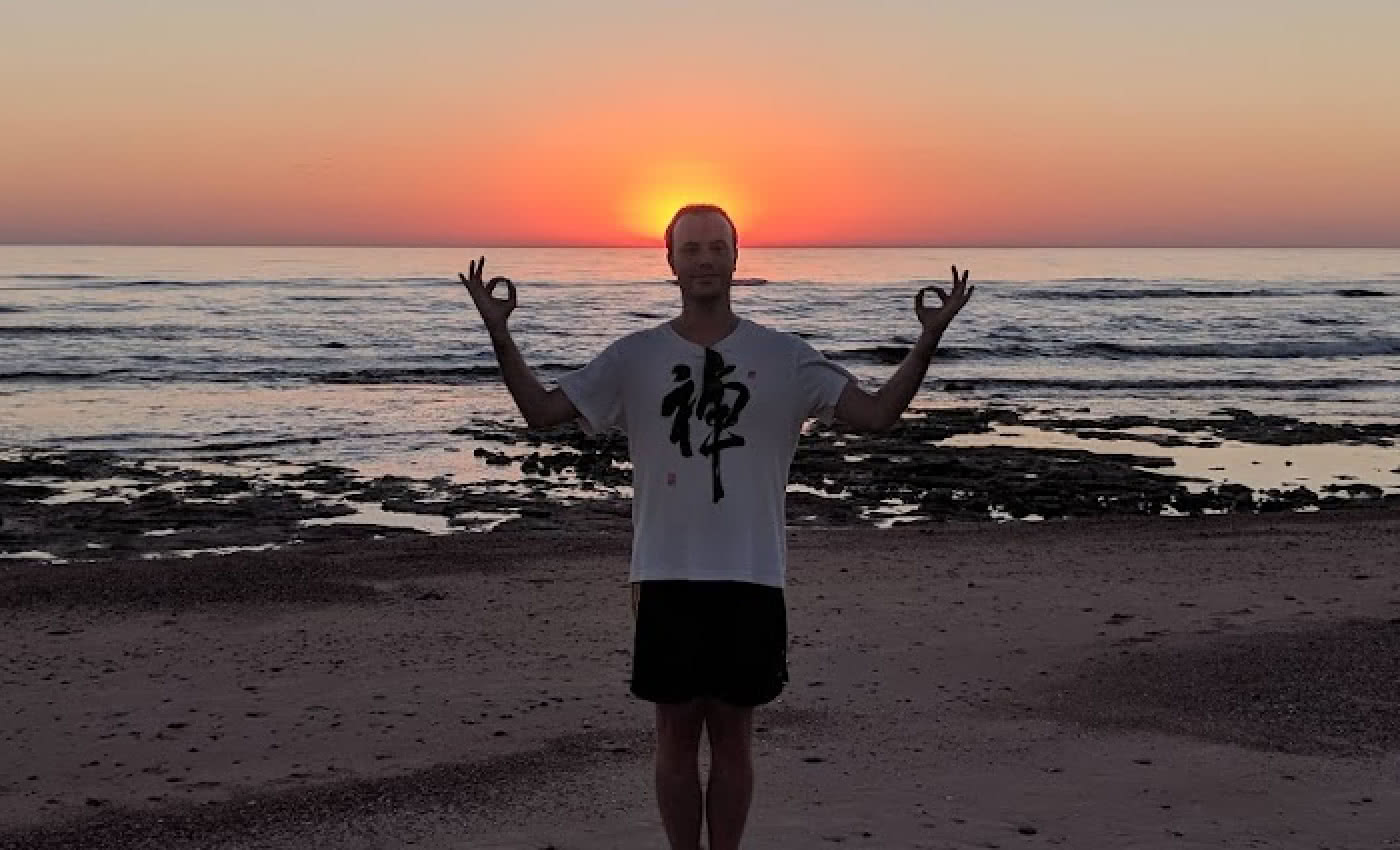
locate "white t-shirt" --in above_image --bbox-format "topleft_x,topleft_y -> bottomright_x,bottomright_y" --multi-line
558,318 -> 854,588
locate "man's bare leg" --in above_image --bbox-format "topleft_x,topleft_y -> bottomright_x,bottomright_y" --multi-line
703,698 -> 755,850
655,700 -> 706,850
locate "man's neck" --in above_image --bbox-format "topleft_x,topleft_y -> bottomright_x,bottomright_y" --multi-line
672,300 -> 739,347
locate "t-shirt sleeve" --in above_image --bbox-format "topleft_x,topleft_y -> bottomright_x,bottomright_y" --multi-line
794,337 -> 856,424
557,340 -> 626,435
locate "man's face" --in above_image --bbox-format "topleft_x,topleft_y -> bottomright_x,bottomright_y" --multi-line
668,210 -> 737,301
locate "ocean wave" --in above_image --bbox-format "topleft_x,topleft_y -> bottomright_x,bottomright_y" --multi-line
207,365 -> 514,385
11,273 -> 106,281
1,369 -> 133,382
829,345 -> 916,363
1072,339 -> 1400,359
0,324 -> 247,339
824,337 -> 1399,363
0,324 -> 130,337
1335,288 -> 1392,297
1,278 -> 239,290
316,366 -> 503,384
832,344 -> 1030,362
0,306 -> 27,313
72,279 -> 208,288
1018,287 -> 1296,301
0,363 -> 510,386
13,277 -> 351,290
190,435 -> 335,452
949,377 -> 1394,392
55,431 -> 184,443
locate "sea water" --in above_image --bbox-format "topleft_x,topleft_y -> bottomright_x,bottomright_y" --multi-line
4,246 -> 1398,478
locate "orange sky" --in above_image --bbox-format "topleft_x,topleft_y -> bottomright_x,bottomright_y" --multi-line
4,2 -> 1399,246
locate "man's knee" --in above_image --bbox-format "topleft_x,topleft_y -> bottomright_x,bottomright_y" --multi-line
702,699 -> 754,761
655,699 -> 706,755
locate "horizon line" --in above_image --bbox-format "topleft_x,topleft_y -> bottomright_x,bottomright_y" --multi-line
4,241 -> 1400,250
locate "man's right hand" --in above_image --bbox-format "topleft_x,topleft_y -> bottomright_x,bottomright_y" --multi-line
460,256 -> 517,332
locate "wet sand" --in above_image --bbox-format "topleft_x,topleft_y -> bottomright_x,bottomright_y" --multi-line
2,509 -> 1398,849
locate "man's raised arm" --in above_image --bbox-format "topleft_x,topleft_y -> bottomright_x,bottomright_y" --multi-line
460,256 -> 579,430
834,265 -> 974,431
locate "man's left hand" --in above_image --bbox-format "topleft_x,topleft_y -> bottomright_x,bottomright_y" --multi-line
915,265 -> 974,338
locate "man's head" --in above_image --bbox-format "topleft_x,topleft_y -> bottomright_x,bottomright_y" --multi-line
665,204 -> 739,300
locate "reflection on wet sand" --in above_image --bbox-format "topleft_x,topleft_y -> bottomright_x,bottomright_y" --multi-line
2,406 -> 1396,564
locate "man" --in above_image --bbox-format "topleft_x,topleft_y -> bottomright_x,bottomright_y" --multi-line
460,204 -> 972,850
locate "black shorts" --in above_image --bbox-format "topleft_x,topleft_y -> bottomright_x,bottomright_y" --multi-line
631,580 -> 788,707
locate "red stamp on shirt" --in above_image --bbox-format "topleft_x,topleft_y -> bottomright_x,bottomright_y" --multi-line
666,472 -> 677,486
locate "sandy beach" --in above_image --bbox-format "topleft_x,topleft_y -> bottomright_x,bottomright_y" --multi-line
2,508 -> 1398,849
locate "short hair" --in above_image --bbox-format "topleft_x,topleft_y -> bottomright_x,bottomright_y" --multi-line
664,204 -> 739,260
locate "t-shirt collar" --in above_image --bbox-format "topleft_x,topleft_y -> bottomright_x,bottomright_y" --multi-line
664,317 -> 748,351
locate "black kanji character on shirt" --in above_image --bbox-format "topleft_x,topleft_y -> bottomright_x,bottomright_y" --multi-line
661,348 -> 750,502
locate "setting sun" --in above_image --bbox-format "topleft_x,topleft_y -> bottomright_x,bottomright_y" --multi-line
619,162 -> 758,243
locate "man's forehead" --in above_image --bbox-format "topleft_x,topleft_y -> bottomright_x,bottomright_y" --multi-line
673,211 -> 733,244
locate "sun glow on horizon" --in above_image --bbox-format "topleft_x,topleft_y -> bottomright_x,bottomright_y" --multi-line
619,162 -> 758,244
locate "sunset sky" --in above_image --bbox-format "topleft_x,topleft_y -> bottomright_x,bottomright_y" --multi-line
4,1 -> 1399,247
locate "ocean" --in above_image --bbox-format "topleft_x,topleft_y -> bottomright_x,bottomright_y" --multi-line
3,245 -> 1399,477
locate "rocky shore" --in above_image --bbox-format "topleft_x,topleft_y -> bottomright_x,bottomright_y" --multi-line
3,407 -> 1397,563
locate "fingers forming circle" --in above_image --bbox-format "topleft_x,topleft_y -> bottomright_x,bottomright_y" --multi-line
915,285 -> 937,312
487,276 -> 516,305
